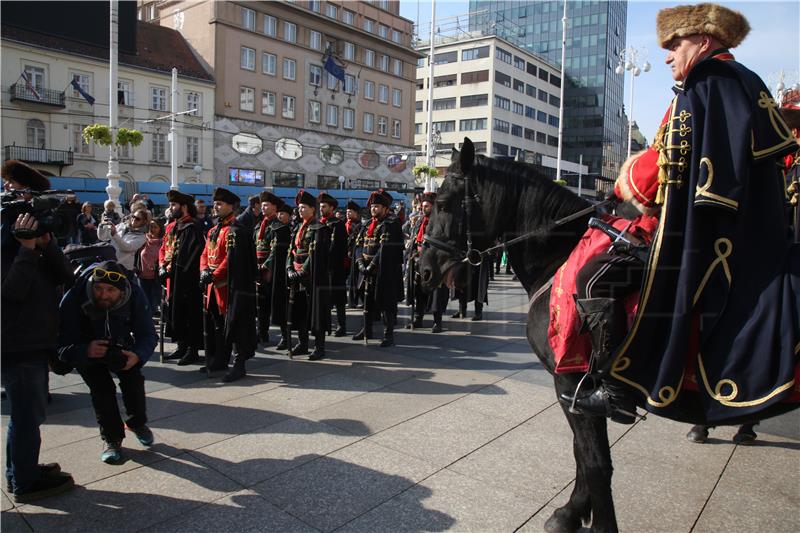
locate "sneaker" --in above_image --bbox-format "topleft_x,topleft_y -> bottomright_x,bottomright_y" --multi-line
13,473 -> 75,504
7,463 -> 62,492
126,424 -> 154,446
101,441 -> 123,464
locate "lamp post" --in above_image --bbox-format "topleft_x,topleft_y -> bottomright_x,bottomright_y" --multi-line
767,69 -> 800,105
338,175 -> 345,190
616,46 -> 651,159
193,164 -> 203,183
106,0 -> 122,212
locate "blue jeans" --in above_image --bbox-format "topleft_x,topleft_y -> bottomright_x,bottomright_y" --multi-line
2,356 -> 48,493
140,278 -> 160,314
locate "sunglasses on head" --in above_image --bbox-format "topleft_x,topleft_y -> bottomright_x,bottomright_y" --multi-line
92,268 -> 127,283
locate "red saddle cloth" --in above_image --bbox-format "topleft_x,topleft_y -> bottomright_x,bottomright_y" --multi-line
548,214 -> 658,374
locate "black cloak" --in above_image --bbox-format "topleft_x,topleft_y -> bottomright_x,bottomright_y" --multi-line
268,220 -> 291,328
164,217 -> 205,347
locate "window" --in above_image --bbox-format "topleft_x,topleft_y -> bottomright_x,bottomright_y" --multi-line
342,9 -> 355,25
72,124 -> 91,155
186,91 -> 201,115
526,84 -> 535,97
70,72 -> 91,99
326,3 -> 338,18
150,86 -> 167,110
264,15 -> 277,36
318,174 -> 341,188
309,30 -> 322,50
241,46 -> 255,70
524,128 -> 536,141
262,52 -> 276,75
230,168 -> 265,185
26,119 -> 45,148
378,24 -> 388,38
494,95 -> 510,111
550,73 -> 561,88
539,69 -> 549,81
273,171 -> 305,188
461,70 -> 489,84
511,124 -> 523,137
344,74 -> 356,94
283,58 -> 296,80
525,106 -> 535,119
415,100 -> 423,111
364,49 -> 375,67
309,64 -> 322,86
537,110 -> 547,123
343,108 -> 355,129
514,56 -> 525,70
364,80 -> 374,100
548,115 -> 559,127
379,55 -> 389,71
527,62 -> 537,76
378,84 -> 389,103
118,143 -> 131,159
392,88 -> 402,107
283,21 -> 296,43
492,142 -> 508,156
392,59 -> 402,76
495,47 -> 512,63
309,0 -> 321,12
513,79 -> 524,93
363,18 -> 374,32
536,131 -> 547,144
433,51 -> 458,64
327,104 -> 338,126
538,89 -> 549,103
282,95 -> 296,119
23,65 -> 44,91
392,119 -> 401,138
462,45 -> 489,61
118,80 -> 133,106
415,123 -> 423,134
510,102 -> 523,115
433,97 -> 456,110
185,136 -> 199,164
461,94 -> 487,107
309,100 -> 321,123
240,86 -> 255,111
391,29 -> 401,43
363,112 -> 374,133
548,135 -> 559,147
151,133 -> 166,161
416,78 -> 424,90
460,118 -> 486,131
495,71 -> 511,88
432,120 -> 456,133
433,74 -> 457,87
549,94 -> 561,107
262,91 -> 276,115
343,41 -> 355,60
327,73 -> 338,90
493,119 -> 510,133
377,116 -> 387,135
242,7 -> 255,30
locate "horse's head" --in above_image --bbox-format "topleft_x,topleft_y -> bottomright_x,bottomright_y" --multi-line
420,138 -> 496,292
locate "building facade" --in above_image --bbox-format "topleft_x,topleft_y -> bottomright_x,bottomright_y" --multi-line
469,0 -> 628,198
414,35 -> 563,181
145,0 -> 421,192
0,20 -> 215,190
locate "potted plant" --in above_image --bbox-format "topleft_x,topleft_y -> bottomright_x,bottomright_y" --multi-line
82,124 -> 144,147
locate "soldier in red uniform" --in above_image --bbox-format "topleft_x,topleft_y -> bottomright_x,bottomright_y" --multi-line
158,190 -> 204,365
254,191 -> 283,344
200,188 -> 257,382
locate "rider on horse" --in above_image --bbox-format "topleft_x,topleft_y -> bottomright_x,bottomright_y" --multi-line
561,3 -> 800,425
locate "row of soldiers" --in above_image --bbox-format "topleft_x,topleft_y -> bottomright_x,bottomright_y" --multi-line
158,186 -> 437,382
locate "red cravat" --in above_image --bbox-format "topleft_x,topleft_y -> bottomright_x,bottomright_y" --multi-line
295,220 -> 309,247
367,217 -> 379,237
416,216 -> 429,244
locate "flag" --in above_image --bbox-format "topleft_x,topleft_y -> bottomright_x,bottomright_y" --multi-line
70,78 -> 95,105
324,53 -> 345,83
21,71 -> 41,100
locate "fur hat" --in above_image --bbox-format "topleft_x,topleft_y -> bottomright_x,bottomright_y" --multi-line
295,189 -> 316,208
1,160 -> 50,191
656,3 -> 750,49
166,189 -> 194,206
259,191 -> 282,206
317,192 -> 338,209
780,89 -> 800,130
346,200 -> 361,212
277,202 -> 293,215
367,188 -> 393,208
212,187 -> 240,205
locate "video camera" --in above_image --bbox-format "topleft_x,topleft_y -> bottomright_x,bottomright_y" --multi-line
99,337 -> 129,372
0,189 -> 71,239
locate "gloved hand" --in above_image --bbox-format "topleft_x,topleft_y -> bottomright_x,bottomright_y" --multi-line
356,258 -> 367,273
199,268 -> 214,288
158,266 -> 168,279
365,261 -> 377,275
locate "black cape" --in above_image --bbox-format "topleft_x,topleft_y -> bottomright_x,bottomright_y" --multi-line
287,220 -> 332,334
612,56 -> 800,424
165,217 -> 205,347
405,217 -> 449,314
354,215 -> 404,312
347,219 -> 362,307
268,221 -> 291,328
222,220 -> 258,353
324,217 -> 349,306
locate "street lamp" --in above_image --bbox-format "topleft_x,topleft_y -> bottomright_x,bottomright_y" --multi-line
338,175 -> 345,190
193,164 -> 203,183
616,46 -> 651,159
767,69 -> 800,106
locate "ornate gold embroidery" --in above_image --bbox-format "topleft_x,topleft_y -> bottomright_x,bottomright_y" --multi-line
695,157 -> 739,209
752,91 -> 796,159
696,352 -> 796,407
692,238 -> 732,305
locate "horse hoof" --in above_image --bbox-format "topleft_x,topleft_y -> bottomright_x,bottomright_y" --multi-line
544,509 -> 582,533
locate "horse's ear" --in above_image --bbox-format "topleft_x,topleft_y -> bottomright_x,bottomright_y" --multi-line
451,146 -> 459,160
460,138 -> 475,174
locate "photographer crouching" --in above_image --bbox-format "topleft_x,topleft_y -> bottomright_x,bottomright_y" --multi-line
57,261 -> 157,464
2,161 -> 76,503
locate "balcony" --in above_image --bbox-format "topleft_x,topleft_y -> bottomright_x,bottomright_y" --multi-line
9,83 -> 66,107
4,146 -> 73,166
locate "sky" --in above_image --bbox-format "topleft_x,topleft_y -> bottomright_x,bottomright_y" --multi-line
399,1 -> 800,143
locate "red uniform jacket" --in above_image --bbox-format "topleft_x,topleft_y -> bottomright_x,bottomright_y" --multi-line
200,214 -> 234,315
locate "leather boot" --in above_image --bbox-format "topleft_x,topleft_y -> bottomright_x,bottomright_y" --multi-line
451,302 -> 467,319
310,334 -> 326,361
165,342 -> 187,361
380,313 -> 395,347
177,346 -> 200,366
292,329 -> 309,355
431,313 -> 443,333
275,325 -> 289,351
352,320 -> 373,341
406,315 -> 423,329
686,425 -> 710,443
334,307 -> 347,337
471,303 -> 483,321
559,298 -> 638,424
222,357 -> 246,383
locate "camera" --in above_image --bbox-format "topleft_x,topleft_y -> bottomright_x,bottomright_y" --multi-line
0,189 -> 70,239
100,337 -> 129,372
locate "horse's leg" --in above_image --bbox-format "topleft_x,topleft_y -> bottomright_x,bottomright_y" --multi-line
571,412 -> 618,533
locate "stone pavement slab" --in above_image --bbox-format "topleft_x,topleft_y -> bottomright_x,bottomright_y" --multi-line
1,509 -> 31,532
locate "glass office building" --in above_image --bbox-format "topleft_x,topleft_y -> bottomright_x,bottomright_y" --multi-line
469,0 -> 628,197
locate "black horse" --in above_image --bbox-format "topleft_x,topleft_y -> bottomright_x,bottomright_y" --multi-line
419,138 -> 793,532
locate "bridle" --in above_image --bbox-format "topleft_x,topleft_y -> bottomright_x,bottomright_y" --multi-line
423,168 -> 611,267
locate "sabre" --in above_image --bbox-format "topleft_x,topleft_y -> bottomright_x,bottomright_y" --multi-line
287,280 -> 295,359
409,251 -> 416,330
159,284 -> 166,362
362,271 -> 371,346
254,279 -> 261,342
